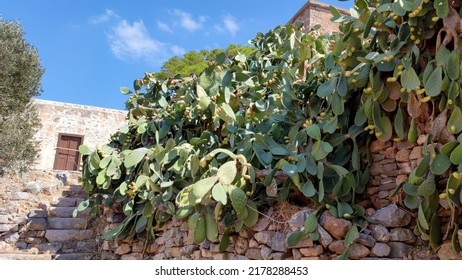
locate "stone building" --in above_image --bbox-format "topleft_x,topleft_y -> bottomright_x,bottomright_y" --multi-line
33,99 -> 127,171
288,0 -> 349,34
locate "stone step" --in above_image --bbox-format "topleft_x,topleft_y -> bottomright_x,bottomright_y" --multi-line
45,230 -> 93,242
61,186 -> 88,198
53,253 -> 94,260
0,253 -> 52,260
50,197 -> 82,207
47,217 -> 87,230
48,206 -> 89,218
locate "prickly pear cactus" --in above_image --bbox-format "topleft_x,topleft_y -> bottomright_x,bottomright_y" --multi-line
77,0 -> 462,255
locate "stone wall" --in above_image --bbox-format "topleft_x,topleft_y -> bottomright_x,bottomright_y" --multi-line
287,0 -> 349,34
33,99 -> 127,170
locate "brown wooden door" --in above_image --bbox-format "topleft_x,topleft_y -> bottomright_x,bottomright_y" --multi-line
53,134 -> 83,171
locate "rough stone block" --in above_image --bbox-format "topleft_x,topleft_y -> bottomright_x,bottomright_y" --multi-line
27,218 -> 47,231
0,215 -> 9,223
12,192 -> 37,201
47,217 -> 87,230
45,230 -> 93,242
54,253 -> 94,260
28,209 -> 47,218
24,237 -> 45,244
51,197 -> 79,207
38,243 -> 63,254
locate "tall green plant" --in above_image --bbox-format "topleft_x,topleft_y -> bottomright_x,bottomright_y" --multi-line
78,0 -> 462,255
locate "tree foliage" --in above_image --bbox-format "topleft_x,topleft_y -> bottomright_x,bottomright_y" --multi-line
79,0 -> 462,256
0,19 -> 44,173
154,44 -> 255,80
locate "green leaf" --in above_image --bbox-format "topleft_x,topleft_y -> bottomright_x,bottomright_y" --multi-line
394,106 -> 405,139
99,156 -> 111,169
282,164 -> 298,176
434,0 -> 449,18
219,230 -> 230,252
305,124 -> 321,140
429,214 -> 442,250
317,77 -> 337,97
343,224 -> 359,246
135,216 -> 147,233
102,224 -> 124,239
304,212 -> 318,233
287,231 -> 306,247
205,213 -> 218,241
401,68 -> 420,90
191,177 -> 218,201
194,216 -> 206,244
217,161 -> 237,185
244,200 -> 259,227
230,187 -> 247,217
269,143 -> 289,155
415,154 -> 430,177
447,107 -> 462,134
430,154 -> 451,175
418,177 -> 436,197
78,145 -> 91,155
450,143 -> 462,164
425,66 -> 442,97
330,164 -> 349,176
212,183 -> 227,205
120,87 -> 131,94
418,204 -> 429,230
124,148 -> 147,168
447,51 -> 460,80
323,116 -> 338,134
300,179 -> 316,197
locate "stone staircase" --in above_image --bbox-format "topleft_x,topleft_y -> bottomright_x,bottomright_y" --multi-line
0,184 -> 98,260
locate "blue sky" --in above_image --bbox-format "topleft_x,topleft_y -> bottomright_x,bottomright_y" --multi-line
1,0 -> 353,110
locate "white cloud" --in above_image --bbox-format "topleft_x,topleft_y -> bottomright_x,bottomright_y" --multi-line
89,9 -> 118,24
174,9 -> 206,32
107,19 -> 185,64
223,15 -> 239,37
157,21 -> 173,33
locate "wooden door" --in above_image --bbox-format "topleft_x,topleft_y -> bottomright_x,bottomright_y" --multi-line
53,134 -> 83,171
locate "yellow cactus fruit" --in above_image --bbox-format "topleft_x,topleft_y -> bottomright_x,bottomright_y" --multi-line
421,96 -> 431,103
449,189 -> 456,195
439,193 -> 447,199
432,17 -> 439,22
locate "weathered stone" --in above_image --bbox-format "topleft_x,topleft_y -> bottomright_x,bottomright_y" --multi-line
28,209 -> 47,218
16,242 -> 28,250
378,183 -> 396,191
397,141 -> 415,150
131,242 -> 144,253
318,225 -> 333,247
252,215 -> 271,232
358,233 -> 376,248
395,149 -> 410,162
254,231 -> 272,245
0,215 -> 9,223
328,240 -> 346,255
249,238 -> 259,248
369,224 -> 389,242
170,247 -> 181,258
200,248 -> 213,258
25,237 -> 44,244
300,245 -> 323,257
12,192 -> 37,201
377,191 -> 389,199
261,245 -> 272,260
51,197 -> 78,207
383,147 -> 397,159
152,253 -> 166,260
288,210 -> 310,231
245,248 -> 262,260
371,243 -> 390,257
121,253 -> 143,260
348,243 -> 370,260
270,232 -> 287,252
234,255 -> 249,260
409,146 -> 422,160
38,243 -> 63,254
45,230 -> 93,242
27,218 -> 47,231
212,253 -> 226,260
370,140 -> 389,153
54,253 -> 94,260
47,217 -> 87,230
0,224 -> 17,232
292,248 -> 302,260
321,211 -> 352,240
389,228 -> 416,244
115,244 -> 131,255
371,204 -> 411,227
24,182 -> 48,195
437,243 -> 461,260
270,252 -> 289,260
370,165 -> 383,176
372,154 -> 385,162
76,241 -> 98,252
235,236 -> 248,255
396,175 -> 408,186
48,207 -> 88,218
4,232 -> 19,244
180,245 -> 198,256
388,242 -> 412,258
